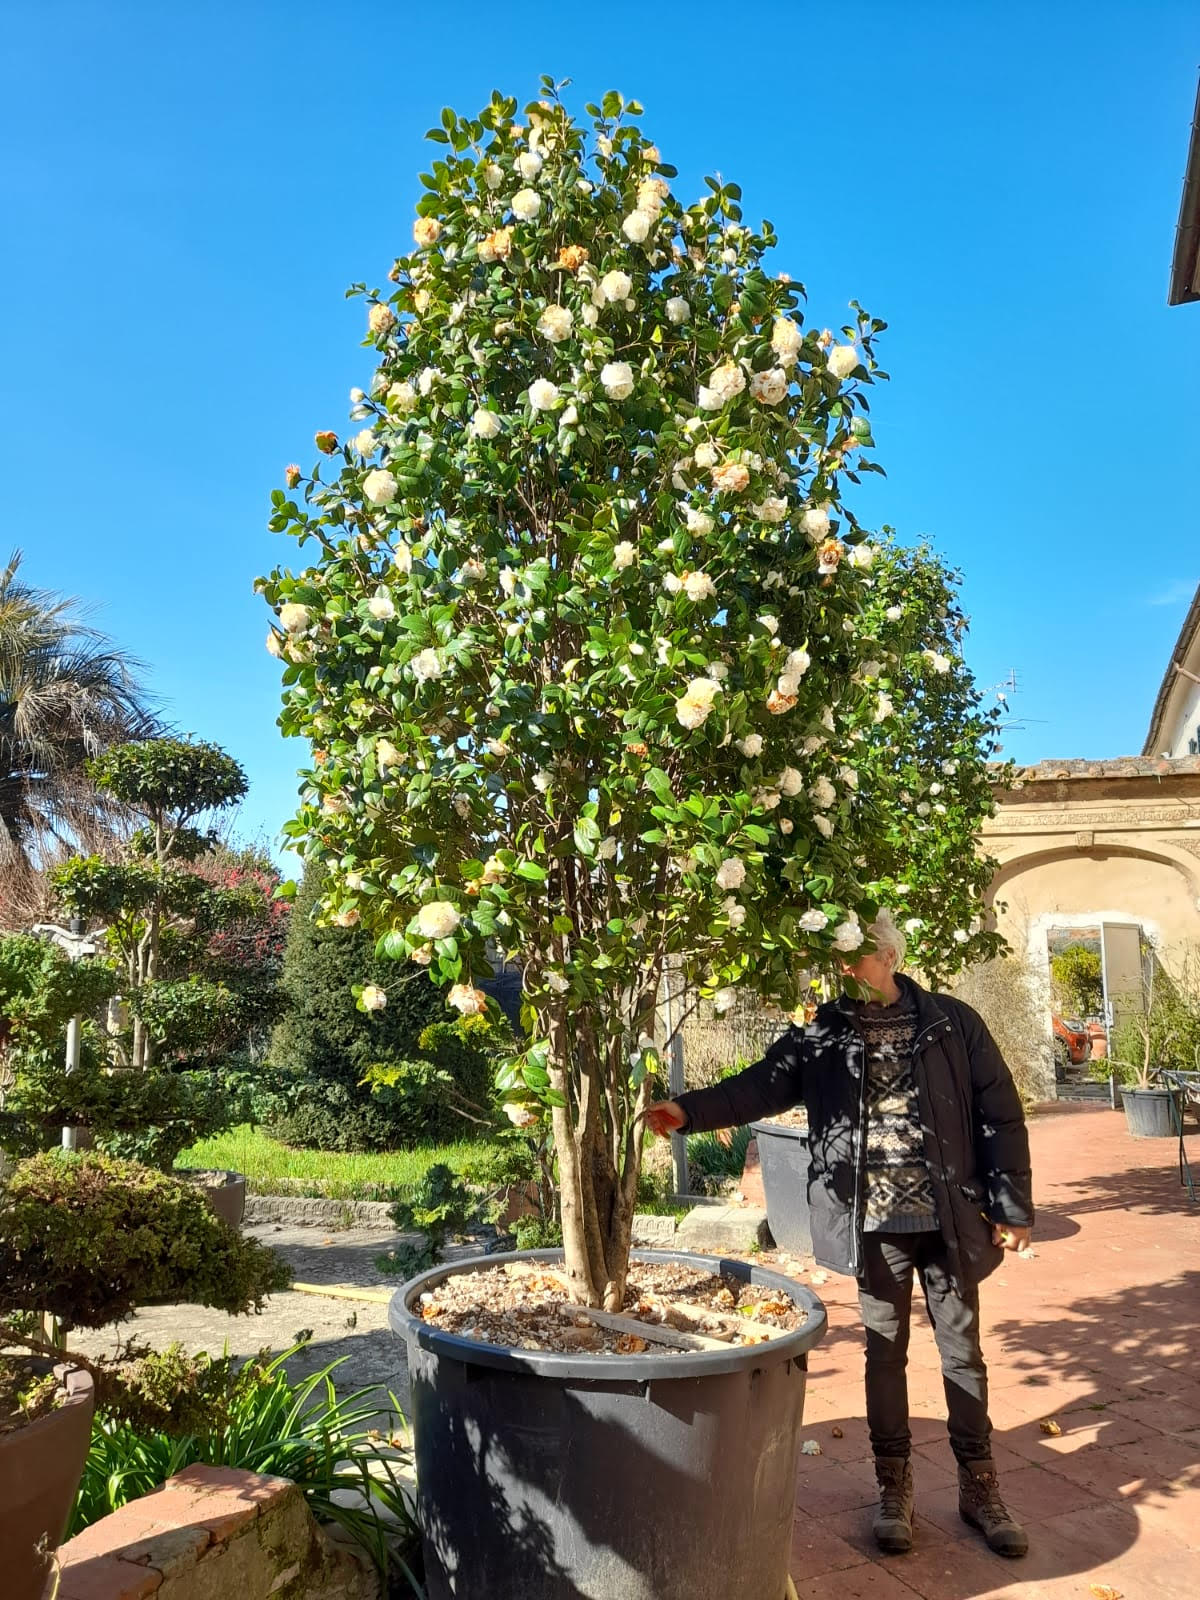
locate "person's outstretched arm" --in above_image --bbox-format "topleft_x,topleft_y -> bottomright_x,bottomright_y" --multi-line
646,1029 -> 805,1138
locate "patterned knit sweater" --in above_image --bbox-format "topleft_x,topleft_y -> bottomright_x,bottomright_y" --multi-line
857,990 -> 939,1233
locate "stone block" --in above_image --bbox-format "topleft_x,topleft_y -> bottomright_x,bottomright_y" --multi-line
631,1212 -> 677,1246
675,1202 -> 770,1255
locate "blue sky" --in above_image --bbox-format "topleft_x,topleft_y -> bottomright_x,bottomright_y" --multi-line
6,2 -> 1199,851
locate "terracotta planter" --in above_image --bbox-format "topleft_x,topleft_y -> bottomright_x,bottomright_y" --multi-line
0,1366 -> 94,1600
176,1168 -> 247,1228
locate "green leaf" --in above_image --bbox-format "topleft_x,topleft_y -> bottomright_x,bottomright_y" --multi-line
645,768 -> 674,804
515,861 -> 548,882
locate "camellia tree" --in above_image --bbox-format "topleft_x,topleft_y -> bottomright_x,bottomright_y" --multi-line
259,83 -> 1003,1310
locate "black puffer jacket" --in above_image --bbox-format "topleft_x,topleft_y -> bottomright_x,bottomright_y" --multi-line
676,976 -> 1033,1289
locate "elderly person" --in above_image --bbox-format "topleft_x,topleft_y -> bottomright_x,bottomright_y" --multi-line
647,911 -> 1033,1558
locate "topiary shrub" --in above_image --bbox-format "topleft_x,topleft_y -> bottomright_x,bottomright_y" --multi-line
0,1151 -> 291,1328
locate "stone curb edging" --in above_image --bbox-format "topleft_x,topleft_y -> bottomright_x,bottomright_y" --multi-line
245,1195 -> 398,1228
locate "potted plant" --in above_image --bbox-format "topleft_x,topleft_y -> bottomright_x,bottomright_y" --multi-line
258,84 -> 1006,1600
1102,955 -> 1200,1137
0,1149 -> 291,1600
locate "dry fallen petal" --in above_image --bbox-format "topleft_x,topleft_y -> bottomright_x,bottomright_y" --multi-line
1039,1419 -> 1063,1436
831,1426 -> 844,1439
1089,1586 -> 1122,1600
616,1334 -> 648,1354
800,1440 -> 822,1456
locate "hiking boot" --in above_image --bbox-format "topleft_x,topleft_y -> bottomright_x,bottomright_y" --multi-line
872,1456 -> 914,1554
958,1460 -> 1028,1557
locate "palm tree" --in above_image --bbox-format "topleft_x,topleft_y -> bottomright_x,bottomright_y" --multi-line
0,551 -> 156,922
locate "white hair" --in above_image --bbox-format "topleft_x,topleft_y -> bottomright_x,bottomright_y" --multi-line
868,908 -> 907,970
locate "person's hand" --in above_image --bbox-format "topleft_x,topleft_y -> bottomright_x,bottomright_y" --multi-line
992,1223 -> 1033,1253
645,1100 -> 686,1138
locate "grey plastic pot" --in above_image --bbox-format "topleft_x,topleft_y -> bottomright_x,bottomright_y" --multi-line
176,1168 -> 247,1227
1120,1087 -> 1178,1138
751,1121 -> 813,1256
391,1247 -> 827,1600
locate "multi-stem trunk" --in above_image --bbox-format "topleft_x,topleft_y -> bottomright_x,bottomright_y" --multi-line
547,1002 -> 652,1312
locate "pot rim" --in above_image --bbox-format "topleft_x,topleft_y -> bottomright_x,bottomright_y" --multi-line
173,1167 -> 246,1188
750,1119 -> 808,1141
0,1364 -> 93,1444
390,1247 -> 827,1381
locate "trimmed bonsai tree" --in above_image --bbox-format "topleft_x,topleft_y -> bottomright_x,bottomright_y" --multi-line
258,84 -> 1003,1310
3,739 -> 285,1171
0,1150 -> 291,1422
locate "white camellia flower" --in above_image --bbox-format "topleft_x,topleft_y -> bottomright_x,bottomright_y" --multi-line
839,766 -> 860,790
814,814 -> 834,839
363,468 -> 398,506
707,661 -> 729,681
665,296 -> 691,323
685,506 -> 715,535
532,769 -> 553,793
600,268 -> 632,303
512,187 -> 542,220
353,428 -> 378,457
916,801 -> 931,817
411,648 -> 444,682
827,344 -> 860,379
622,210 -> 652,242
601,360 -> 635,400
801,506 -> 830,541
953,928 -> 969,944
498,567 -> 518,596
693,442 -> 718,469
449,983 -> 489,1016
715,857 -> 746,891
460,558 -> 486,584
683,570 -> 717,602
279,602 -> 312,634
613,541 -> 637,570
707,362 -> 747,405
674,675 -> 722,730
724,895 -> 747,928
376,738 -> 401,769
749,368 -> 789,405
777,766 -> 803,797
833,919 -> 864,952
737,734 -> 764,758
785,648 -> 812,678
924,650 -> 952,674
528,378 -> 561,411
802,734 -> 825,755
885,604 -> 903,621
368,592 -> 395,622
505,1103 -> 539,1128
942,760 -> 959,775
394,543 -> 412,575
545,970 -> 570,994
752,496 -> 788,524
322,794 -> 349,814
874,693 -> 895,723
810,776 -> 837,810
517,149 -> 543,180
417,901 -> 461,940
411,943 -> 434,966
360,984 -> 388,1012
389,380 -> 418,413
795,909 -> 828,936
597,836 -> 618,860
904,917 -> 924,935
265,629 -> 284,659
537,304 -> 574,343
713,987 -> 737,1015
771,317 -> 804,364
483,162 -> 504,190
847,543 -> 875,569
368,302 -> 395,337
471,407 -> 502,439
712,462 -> 750,494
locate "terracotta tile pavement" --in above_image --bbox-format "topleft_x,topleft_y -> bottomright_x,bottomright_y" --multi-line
748,1103 -> 1200,1598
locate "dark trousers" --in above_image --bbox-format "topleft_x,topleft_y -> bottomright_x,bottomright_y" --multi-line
857,1230 -> 993,1465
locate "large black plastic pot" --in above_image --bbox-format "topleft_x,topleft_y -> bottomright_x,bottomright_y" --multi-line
0,1365 -> 94,1600
1121,1087 -> 1178,1138
391,1248 -> 827,1600
752,1121 -> 813,1256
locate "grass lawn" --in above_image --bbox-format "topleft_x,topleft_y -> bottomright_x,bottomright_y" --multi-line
179,1124 -> 496,1198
